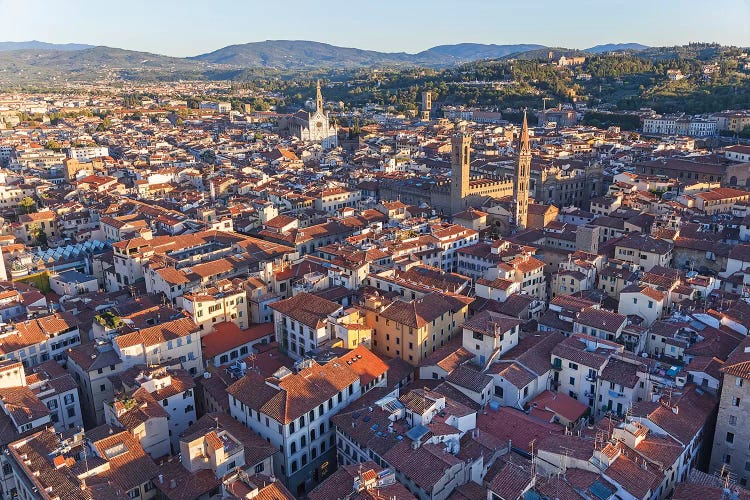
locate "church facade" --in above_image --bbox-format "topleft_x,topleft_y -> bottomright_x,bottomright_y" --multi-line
289,81 -> 338,148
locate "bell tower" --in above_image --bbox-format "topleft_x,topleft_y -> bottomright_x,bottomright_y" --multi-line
316,80 -> 323,113
514,111 -> 531,230
450,131 -> 471,215
420,91 -> 432,121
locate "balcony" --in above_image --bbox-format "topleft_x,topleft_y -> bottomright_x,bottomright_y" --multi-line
585,374 -> 597,382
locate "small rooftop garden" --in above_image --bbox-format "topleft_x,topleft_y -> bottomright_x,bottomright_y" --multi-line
95,311 -> 123,329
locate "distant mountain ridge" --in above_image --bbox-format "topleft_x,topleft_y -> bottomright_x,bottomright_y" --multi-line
0,39 -> 652,69
0,40 -> 94,52
190,40 -> 547,68
418,43 -> 545,60
0,46 -> 220,84
5,40 -> 744,85
584,43 -> 649,53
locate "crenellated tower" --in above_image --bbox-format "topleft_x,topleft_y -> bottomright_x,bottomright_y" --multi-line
514,111 -> 531,229
450,131 -> 471,215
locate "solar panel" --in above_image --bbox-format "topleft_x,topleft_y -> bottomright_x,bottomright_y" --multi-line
589,480 -> 614,500
405,424 -> 429,441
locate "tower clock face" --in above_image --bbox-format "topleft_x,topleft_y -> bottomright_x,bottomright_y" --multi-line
316,121 -> 323,128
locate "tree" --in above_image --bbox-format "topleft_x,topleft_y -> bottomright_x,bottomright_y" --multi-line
44,140 -> 62,151
19,196 -> 36,214
28,224 -> 47,246
96,117 -> 112,131
248,97 -> 271,111
200,150 -> 217,164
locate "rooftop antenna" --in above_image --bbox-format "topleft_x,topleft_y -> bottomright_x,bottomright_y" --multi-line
625,403 -> 634,423
247,352 -> 257,372
666,385 -> 674,407
594,429 -> 606,450
82,438 -> 90,489
560,446 -> 573,474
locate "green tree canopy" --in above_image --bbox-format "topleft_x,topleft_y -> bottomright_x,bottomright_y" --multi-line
19,196 -> 36,214
44,140 -> 62,151
28,223 -> 47,246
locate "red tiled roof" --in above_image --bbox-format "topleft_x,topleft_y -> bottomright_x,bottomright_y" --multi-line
529,390 -> 588,423
227,359 -> 359,424
269,292 -> 341,329
337,345 -> 388,387
477,406 -> 563,453
114,317 -> 197,349
201,322 -> 274,359
383,442 -> 464,492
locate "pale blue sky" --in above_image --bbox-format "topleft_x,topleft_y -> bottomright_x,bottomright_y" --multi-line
0,0 -> 748,57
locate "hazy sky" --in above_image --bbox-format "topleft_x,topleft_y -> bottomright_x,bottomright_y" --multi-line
1,0 -> 748,57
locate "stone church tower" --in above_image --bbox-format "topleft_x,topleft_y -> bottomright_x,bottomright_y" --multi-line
450,131 -> 471,215
287,80 -> 338,148
514,111 -> 531,229
420,91 -> 432,121
513,111 -> 531,229
316,79 -> 324,112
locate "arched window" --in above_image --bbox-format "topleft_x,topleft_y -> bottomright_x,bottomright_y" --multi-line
729,176 -> 737,186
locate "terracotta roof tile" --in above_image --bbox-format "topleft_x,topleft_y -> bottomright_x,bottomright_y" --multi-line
269,292 -> 341,329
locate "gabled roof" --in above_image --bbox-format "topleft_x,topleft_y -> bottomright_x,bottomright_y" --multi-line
269,292 -> 341,329
89,429 -> 159,492
180,413 -> 276,468
227,359 -> 359,424
575,308 -> 627,333
462,310 -> 522,337
337,345 -> 389,387
114,317 -> 198,350
383,441 -> 463,492
630,384 -> 716,445
379,292 -> 471,329
201,322 -> 274,359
